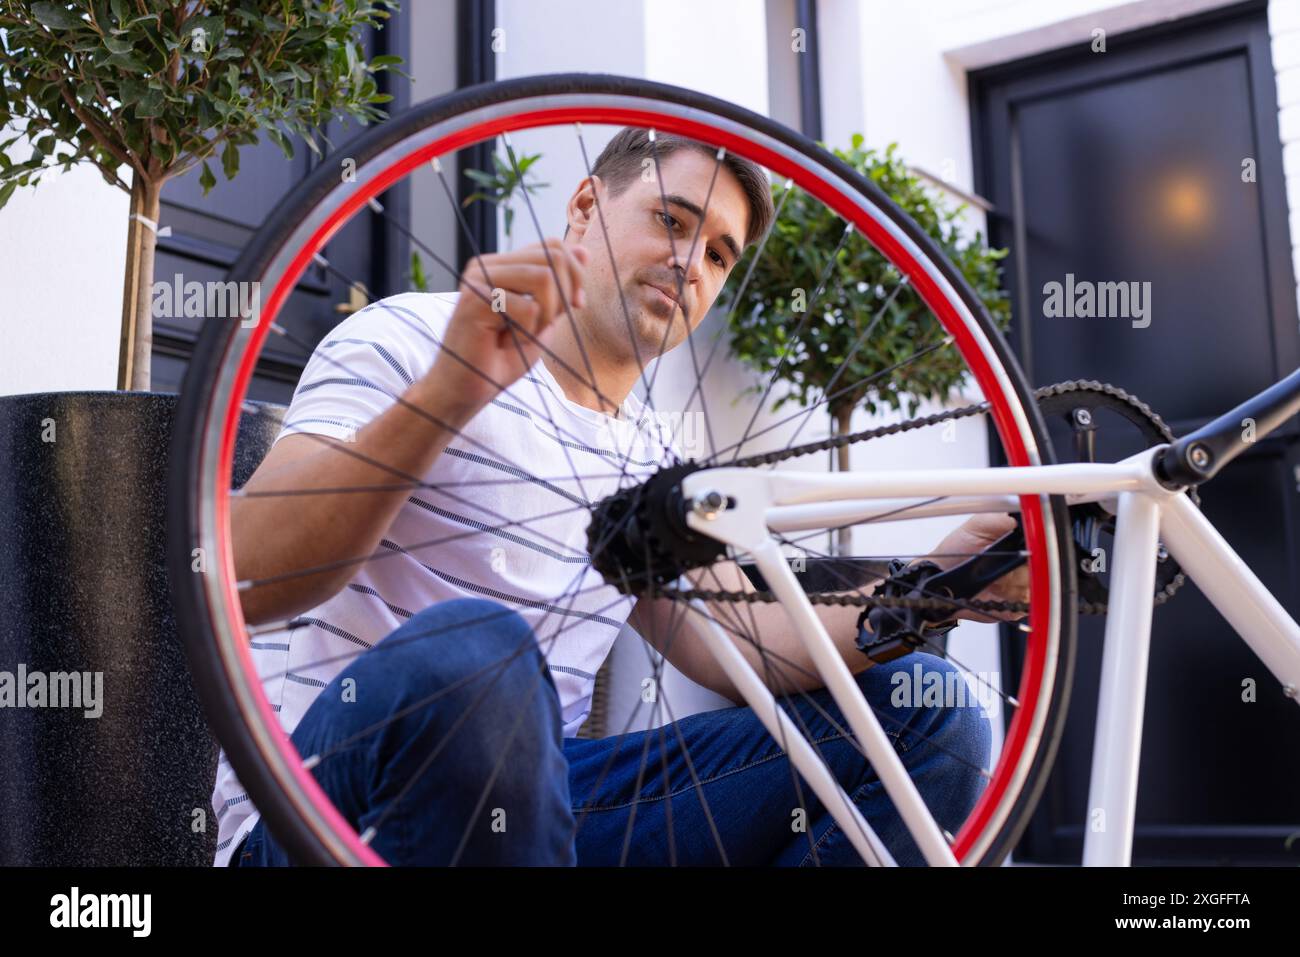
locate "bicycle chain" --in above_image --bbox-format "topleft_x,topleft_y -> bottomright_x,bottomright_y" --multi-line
654,380 -> 1194,618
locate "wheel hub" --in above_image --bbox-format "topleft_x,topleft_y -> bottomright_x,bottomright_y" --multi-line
586,459 -> 730,595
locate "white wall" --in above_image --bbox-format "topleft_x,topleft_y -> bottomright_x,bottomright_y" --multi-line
407,0 -> 460,289
493,0 -> 649,247
0,121 -> 129,395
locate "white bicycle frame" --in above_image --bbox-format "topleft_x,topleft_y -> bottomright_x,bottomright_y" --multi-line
673,444 -> 1300,866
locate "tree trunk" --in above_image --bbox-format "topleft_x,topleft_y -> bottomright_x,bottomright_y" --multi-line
117,176 -> 161,391
834,405 -> 854,556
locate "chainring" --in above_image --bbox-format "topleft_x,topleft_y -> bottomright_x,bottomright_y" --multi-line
1034,380 -> 1198,611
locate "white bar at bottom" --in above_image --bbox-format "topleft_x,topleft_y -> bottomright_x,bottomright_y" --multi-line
1083,491 -> 1161,866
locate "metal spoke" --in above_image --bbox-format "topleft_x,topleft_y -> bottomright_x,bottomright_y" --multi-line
573,122 -> 679,477
638,129 -> 727,462
771,277 -> 910,464
673,179 -> 795,430
307,247 -> 635,498
234,423 -> 604,593
427,151 -> 596,506
705,332 -> 957,465
726,220 -> 855,465
206,117 -> 1058,871
771,529 -> 1023,714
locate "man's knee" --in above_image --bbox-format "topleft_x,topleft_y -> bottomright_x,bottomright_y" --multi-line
375,597 -> 540,685
863,652 -> 992,770
373,597 -> 561,741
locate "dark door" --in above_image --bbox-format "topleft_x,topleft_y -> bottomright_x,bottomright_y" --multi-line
972,0 -> 1300,864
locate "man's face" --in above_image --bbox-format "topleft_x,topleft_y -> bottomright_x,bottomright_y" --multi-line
565,148 -> 750,363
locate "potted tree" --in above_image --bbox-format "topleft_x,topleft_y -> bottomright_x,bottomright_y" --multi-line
0,0 -> 404,864
727,136 -> 1012,554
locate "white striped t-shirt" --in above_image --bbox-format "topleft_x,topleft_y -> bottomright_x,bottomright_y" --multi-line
212,291 -> 677,865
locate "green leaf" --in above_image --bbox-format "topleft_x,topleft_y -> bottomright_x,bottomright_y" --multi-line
0,180 -> 17,209
136,87 -> 164,117
106,51 -> 149,73
198,159 -> 216,194
195,96 -> 216,127
221,139 -> 238,180
32,2 -> 86,30
463,169 -> 497,188
266,127 -> 294,160
410,250 -> 428,293
2,0 -> 411,214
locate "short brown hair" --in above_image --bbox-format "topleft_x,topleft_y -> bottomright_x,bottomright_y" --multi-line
573,126 -> 775,250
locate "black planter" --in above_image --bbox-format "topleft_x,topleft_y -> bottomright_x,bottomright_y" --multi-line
0,391 -> 283,865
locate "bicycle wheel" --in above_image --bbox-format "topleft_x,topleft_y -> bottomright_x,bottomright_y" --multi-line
168,72 -> 1077,867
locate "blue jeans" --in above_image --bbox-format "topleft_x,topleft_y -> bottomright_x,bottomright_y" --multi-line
233,596 -> 991,867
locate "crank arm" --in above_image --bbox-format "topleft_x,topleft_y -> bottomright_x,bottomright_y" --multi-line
919,517 -> 1027,615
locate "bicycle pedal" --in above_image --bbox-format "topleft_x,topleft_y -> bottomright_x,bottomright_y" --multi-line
855,627 -> 922,665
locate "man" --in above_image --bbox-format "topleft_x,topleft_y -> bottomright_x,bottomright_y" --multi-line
217,127 -> 1026,867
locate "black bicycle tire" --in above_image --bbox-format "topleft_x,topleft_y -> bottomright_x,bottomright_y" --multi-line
167,71 -> 1078,867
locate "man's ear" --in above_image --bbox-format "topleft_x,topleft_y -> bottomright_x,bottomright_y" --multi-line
565,174 -> 601,240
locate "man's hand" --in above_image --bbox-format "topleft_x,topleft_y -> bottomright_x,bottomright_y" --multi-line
921,513 -> 1029,624
429,238 -> 590,416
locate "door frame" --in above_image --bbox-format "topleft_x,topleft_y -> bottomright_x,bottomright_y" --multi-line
968,0 -> 1300,864
969,0 -> 1298,423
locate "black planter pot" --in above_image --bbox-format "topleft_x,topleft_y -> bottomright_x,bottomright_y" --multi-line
0,391 -> 283,865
